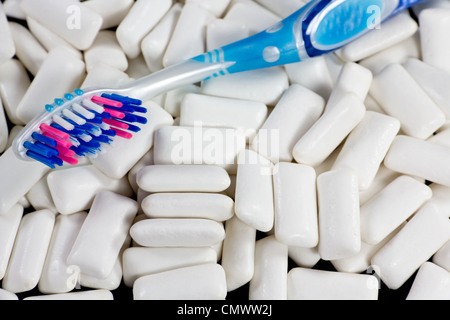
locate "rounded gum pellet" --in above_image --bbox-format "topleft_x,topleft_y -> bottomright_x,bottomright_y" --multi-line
20,0 -> 103,50
130,218 -> 225,247
2,209 -> 55,293
133,263 -> 227,300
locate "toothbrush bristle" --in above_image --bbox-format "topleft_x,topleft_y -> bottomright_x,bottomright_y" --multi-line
23,90 -> 146,168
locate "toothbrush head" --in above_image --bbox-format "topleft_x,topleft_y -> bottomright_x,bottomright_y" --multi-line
12,89 -> 148,169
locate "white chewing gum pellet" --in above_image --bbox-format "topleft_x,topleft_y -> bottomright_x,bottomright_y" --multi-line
433,240 -> 450,272
47,165 -> 133,215
0,147 -> 49,215
116,0 -> 172,59
234,149 -> 274,232
428,128 -> 450,148
0,99 -> 8,153
38,212 -> 87,294
79,234 -> 130,291
26,17 -> 82,60
84,30 -> 128,72
360,176 -> 432,245
2,209 -> 55,293
127,149 -> 154,193
369,63 -> 445,139
371,202 -> 450,290
0,3 -> 15,65
16,47 -> 85,123
201,67 -> 289,106
221,216 -> 256,291
285,56 -> 334,99
404,58 -> 450,119
337,12 -> 418,62
152,126 -> 246,174
292,93 -> 366,167
273,162 -> 318,248
288,246 -> 321,269
141,3 -> 182,72
67,191 -> 138,279
164,84 -> 201,117
8,21 -> 47,76
359,164 -> 401,205
331,111 -> 400,191
81,63 -> 131,89
20,0 -> 103,50
419,8 -> 450,74
359,33 -> 421,75
428,184 -> 450,218
249,235 -> 288,300
406,262 -> 450,300
0,59 -> 30,125
180,93 -> 268,140
328,62 -> 373,105
317,169 -> 361,261
224,1 -> 279,35
83,0 -> 134,30
137,165 -> 230,193
251,84 -> 325,163
3,0 -> 26,20
186,0 -> 231,17
332,223 -> 405,273
384,135 -> 450,187
133,264 -> 227,300
91,102 -> 174,179
141,193 -> 234,221
206,19 -> 249,52
0,204 -> 23,280
163,3 -> 215,67
287,268 -> 379,300
255,0 -> 305,17
0,289 -> 18,301
130,218 -> 225,247
122,247 -> 217,287
24,289 -> 114,300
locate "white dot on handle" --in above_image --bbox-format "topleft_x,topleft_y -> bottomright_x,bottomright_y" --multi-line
263,46 -> 281,63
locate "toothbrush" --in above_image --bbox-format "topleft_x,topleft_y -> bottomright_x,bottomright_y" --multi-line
13,0 -> 427,168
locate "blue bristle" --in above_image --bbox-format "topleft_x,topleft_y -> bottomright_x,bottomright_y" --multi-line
120,113 -> 138,123
102,129 -> 117,137
26,150 -> 56,169
86,116 -> 104,124
31,132 -> 57,148
102,105 -> 135,113
131,114 -> 147,124
101,93 -> 142,106
123,104 -> 147,113
24,141 -> 58,158
50,123 -> 85,136
79,139 -> 101,149
93,135 -> 113,144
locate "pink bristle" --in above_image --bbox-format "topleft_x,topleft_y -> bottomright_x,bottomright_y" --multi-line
42,132 -> 72,148
55,145 -> 75,157
103,118 -> 129,130
111,128 -> 132,139
103,108 -> 125,119
91,96 -> 123,108
59,154 -> 79,165
40,123 -> 70,140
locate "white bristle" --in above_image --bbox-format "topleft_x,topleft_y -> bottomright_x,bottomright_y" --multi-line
72,103 -> 95,119
82,98 -> 104,113
79,133 -> 92,142
53,114 -> 74,131
63,108 -> 86,126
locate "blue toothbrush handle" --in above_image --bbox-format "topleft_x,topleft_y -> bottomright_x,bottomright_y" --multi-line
192,0 -> 427,75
